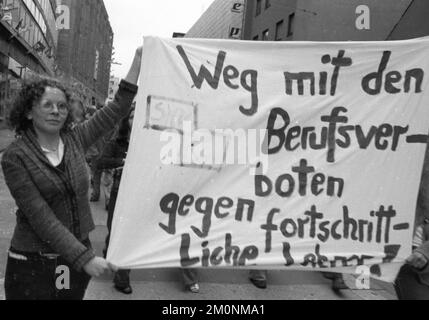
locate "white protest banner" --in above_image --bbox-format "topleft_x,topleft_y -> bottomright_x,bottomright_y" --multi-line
107,36 -> 429,282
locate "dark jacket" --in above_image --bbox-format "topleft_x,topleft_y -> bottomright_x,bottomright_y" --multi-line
414,144 -> 429,283
1,80 -> 137,272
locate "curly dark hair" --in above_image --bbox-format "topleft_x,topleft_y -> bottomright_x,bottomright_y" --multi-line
8,77 -> 75,135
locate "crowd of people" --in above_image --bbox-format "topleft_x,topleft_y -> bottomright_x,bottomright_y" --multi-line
1,46 -> 428,300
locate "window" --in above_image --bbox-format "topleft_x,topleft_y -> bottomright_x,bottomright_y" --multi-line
275,20 -> 284,41
262,29 -> 269,41
256,0 -> 262,16
253,35 -> 259,41
288,13 -> 295,37
265,0 -> 271,9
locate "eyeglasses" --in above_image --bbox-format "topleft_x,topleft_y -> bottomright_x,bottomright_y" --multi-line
38,101 -> 70,115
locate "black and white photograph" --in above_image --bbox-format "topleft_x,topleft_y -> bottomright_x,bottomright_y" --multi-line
0,0 -> 429,307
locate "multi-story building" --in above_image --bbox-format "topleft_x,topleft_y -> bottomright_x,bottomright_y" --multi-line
387,0 -> 429,40
185,0 -> 246,40
56,0 -> 113,108
244,0 -> 429,41
0,0 -> 58,120
186,0 -> 429,42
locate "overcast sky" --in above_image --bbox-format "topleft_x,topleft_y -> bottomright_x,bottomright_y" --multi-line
104,0 -> 215,78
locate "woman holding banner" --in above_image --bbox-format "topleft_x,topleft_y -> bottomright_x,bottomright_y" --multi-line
100,106 -> 135,294
1,47 -> 142,300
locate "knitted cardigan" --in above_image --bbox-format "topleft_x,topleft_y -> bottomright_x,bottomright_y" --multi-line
1,80 -> 138,271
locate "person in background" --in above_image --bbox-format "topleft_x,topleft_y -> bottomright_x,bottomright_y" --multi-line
85,111 -> 107,203
100,104 -> 200,294
182,269 -> 199,293
1,47 -> 142,300
395,144 -> 429,299
70,98 -> 86,125
85,103 -> 116,206
99,106 -> 135,294
395,219 -> 429,300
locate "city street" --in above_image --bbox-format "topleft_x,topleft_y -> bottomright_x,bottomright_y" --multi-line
0,131 -> 397,300
0,0 -> 428,303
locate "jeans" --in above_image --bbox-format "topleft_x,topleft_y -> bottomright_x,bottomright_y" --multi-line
105,169 -> 122,251
182,269 -> 199,287
5,249 -> 91,300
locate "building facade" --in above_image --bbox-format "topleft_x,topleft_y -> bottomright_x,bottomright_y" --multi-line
387,0 -> 429,40
186,0 -> 429,42
185,0 -> 246,40
56,0 -> 113,108
243,0 -> 297,41
244,0 -> 429,41
0,0 -> 58,120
